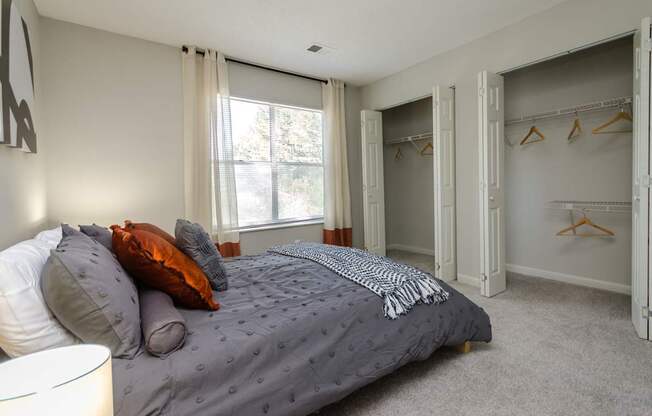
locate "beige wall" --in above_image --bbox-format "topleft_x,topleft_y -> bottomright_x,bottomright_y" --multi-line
504,38 -> 632,290
361,0 -> 652,282
239,223 -> 323,255
41,18 -> 185,234
0,0 -> 45,250
39,18 -> 364,254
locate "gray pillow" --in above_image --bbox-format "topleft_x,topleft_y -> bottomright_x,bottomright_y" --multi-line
79,223 -> 113,251
140,289 -> 187,357
174,219 -> 228,291
41,224 -> 141,358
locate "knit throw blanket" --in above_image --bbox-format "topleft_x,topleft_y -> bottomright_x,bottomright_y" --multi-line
268,243 -> 449,319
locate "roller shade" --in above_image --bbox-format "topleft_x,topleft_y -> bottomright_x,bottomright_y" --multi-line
228,61 -> 322,110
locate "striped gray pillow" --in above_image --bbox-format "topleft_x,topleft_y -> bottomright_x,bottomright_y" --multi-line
174,219 -> 228,291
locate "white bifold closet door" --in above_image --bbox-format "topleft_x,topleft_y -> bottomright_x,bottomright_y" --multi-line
361,110 -> 386,256
632,17 -> 651,339
478,71 -> 506,297
433,86 -> 456,281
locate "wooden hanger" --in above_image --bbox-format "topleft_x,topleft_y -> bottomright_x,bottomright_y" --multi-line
394,146 -> 403,160
556,214 -> 614,237
520,123 -> 545,145
567,113 -> 582,141
592,106 -> 632,134
420,142 -> 433,156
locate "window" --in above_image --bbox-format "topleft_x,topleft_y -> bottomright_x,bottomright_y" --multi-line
230,97 -> 324,229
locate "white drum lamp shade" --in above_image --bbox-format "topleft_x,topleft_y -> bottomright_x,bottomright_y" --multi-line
0,345 -> 113,416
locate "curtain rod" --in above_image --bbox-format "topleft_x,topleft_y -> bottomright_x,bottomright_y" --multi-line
182,46 -> 328,84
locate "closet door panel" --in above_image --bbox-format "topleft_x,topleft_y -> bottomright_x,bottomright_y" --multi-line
361,110 -> 386,256
632,18 -> 651,339
478,71 -> 506,297
433,85 -> 456,281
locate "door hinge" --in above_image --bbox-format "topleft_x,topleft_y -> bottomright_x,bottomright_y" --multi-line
478,87 -> 485,97
640,175 -> 652,188
436,262 -> 441,271
642,306 -> 650,320
480,273 -> 488,282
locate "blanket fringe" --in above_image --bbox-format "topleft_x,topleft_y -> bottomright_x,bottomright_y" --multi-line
383,277 -> 449,320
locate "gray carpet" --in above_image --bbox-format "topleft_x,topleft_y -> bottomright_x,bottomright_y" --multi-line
319,250 -> 652,416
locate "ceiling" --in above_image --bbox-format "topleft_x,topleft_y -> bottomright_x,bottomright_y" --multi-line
34,0 -> 567,86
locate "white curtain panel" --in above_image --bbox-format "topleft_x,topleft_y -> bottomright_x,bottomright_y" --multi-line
322,79 -> 352,246
182,47 -> 240,253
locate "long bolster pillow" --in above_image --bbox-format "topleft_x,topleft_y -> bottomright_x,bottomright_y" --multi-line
140,289 -> 187,357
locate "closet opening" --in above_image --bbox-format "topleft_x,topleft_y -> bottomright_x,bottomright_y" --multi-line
360,86 -> 456,282
482,35 -> 636,302
381,96 -> 437,273
479,17 -> 652,340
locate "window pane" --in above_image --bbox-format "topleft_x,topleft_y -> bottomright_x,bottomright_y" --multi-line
274,107 -> 323,163
235,163 -> 272,226
277,164 -> 324,220
231,100 -> 270,161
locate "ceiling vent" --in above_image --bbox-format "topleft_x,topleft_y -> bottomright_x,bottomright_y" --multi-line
306,43 -> 334,55
306,44 -> 323,53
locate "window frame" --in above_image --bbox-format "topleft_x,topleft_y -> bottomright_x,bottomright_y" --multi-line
229,96 -> 325,230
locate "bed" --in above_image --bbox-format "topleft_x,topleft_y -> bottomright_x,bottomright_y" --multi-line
112,253 -> 492,416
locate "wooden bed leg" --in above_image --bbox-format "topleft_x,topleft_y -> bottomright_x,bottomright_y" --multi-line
455,341 -> 471,353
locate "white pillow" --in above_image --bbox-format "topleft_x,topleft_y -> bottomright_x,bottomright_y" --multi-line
0,238 -> 78,357
34,226 -> 63,248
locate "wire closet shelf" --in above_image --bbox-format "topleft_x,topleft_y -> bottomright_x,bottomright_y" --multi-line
505,96 -> 632,126
384,132 -> 433,145
546,200 -> 632,213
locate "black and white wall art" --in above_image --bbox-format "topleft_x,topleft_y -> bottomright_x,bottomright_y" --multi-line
0,0 -> 36,153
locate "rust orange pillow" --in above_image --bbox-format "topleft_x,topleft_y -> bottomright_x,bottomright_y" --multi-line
111,225 -> 218,311
123,220 -> 176,245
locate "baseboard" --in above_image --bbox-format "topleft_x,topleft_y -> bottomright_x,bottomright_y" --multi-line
387,244 -> 435,256
506,263 -> 631,295
457,273 -> 481,287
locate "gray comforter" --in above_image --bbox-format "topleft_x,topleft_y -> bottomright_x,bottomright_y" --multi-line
112,254 -> 491,416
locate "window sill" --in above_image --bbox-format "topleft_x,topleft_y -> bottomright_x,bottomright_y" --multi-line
238,219 -> 324,233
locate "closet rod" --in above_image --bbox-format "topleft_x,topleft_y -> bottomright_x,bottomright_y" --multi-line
181,46 -> 328,84
505,96 -> 632,126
